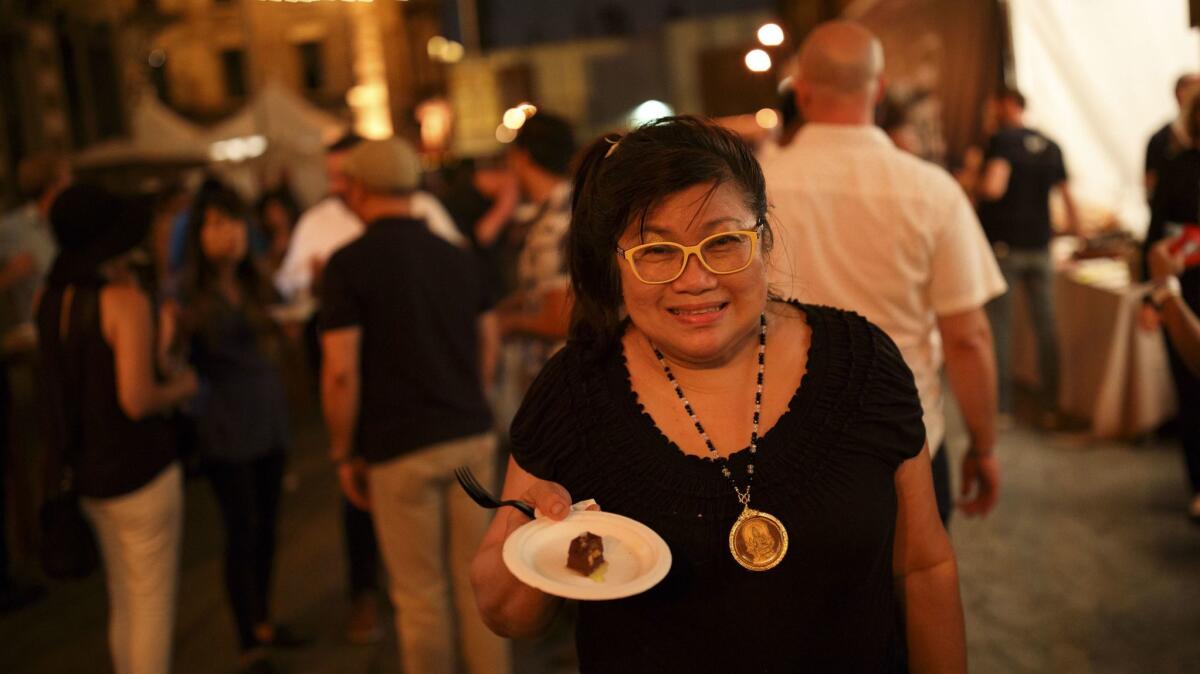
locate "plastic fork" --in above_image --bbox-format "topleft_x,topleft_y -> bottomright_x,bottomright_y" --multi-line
453,466 -> 536,519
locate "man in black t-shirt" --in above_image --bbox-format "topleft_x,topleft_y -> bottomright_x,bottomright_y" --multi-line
319,137 -> 509,674
977,89 -> 1080,427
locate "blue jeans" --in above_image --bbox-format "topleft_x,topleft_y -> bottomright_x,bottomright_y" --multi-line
986,246 -> 1060,414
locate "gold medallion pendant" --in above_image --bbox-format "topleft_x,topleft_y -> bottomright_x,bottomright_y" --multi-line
728,506 -> 788,571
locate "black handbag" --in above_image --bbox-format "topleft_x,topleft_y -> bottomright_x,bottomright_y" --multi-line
38,467 -> 98,580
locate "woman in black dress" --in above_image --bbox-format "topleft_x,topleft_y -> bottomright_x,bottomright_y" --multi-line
471,117 -> 965,672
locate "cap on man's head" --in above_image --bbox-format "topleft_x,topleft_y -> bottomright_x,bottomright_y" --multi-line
340,137 -> 422,195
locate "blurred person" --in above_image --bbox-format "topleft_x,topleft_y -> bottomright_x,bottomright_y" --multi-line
254,186 -> 300,276
271,133 -> 386,642
319,137 -> 507,674
1144,73 -> 1200,202
281,134 -> 469,641
471,116 -> 965,672
276,134 -> 465,305
977,88 -> 1080,428
0,153 -> 65,611
37,184 -> 198,674
493,113 -> 577,431
763,20 -> 1005,524
1141,91 -> 1200,524
172,181 -> 307,673
438,157 -> 521,299
877,94 -> 921,155
150,181 -> 192,288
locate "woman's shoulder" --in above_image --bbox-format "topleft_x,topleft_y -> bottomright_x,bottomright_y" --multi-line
509,339 -> 618,478
774,299 -> 881,351
100,280 -> 151,314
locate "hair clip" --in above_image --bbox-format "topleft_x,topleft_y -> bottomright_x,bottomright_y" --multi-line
604,135 -> 622,159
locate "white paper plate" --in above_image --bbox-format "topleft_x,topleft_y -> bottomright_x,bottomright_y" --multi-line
502,510 -> 671,601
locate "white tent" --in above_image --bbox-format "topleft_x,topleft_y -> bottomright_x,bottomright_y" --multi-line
1008,0 -> 1200,236
205,81 -> 347,208
74,90 -> 208,168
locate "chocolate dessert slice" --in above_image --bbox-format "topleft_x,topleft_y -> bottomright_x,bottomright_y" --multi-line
566,531 -> 606,578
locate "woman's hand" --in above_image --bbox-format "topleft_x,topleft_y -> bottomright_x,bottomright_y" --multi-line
1149,238 -> 1185,283
470,458 -> 584,638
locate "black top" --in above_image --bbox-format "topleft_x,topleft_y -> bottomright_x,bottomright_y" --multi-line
1142,144 -> 1200,309
511,304 -> 926,673
36,281 -> 175,499
187,297 -> 289,463
320,217 -> 494,464
977,127 -> 1068,250
1144,122 -> 1188,180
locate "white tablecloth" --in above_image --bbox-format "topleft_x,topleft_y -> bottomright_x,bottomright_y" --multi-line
1013,268 -> 1178,439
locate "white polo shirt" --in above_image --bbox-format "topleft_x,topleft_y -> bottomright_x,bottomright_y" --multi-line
275,191 -> 466,300
762,124 -> 1006,453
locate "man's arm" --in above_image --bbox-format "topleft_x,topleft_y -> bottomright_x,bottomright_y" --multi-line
321,326 -> 370,510
478,310 -> 500,392
937,306 -> 1001,516
321,327 -> 361,463
1056,181 -> 1083,236
978,158 -> 1011,201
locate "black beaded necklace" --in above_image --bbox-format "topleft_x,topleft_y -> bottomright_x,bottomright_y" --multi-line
650,312 -> 766,504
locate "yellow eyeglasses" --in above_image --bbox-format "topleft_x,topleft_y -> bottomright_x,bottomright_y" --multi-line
617,227 -> 760,285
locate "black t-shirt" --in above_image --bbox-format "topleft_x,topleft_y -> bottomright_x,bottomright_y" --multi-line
977,127 -> 1068,250
320,217 -> 494,464
1145,122 -> 1175,179
511,303 -> 926,673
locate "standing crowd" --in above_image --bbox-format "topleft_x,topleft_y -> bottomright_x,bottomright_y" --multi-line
0,17 -> 1197,674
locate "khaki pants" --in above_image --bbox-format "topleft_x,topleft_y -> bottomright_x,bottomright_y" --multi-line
367,433 -> 510,674
82,462 -> 183,674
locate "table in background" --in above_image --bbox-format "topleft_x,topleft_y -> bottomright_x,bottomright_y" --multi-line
1013,261 -> 1177,439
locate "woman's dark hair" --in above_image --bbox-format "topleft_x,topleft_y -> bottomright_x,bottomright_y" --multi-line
179,179 -> 279,351
568,115 -> 771,348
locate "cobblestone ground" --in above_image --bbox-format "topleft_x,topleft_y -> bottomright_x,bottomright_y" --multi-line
3,413 -> 1197,673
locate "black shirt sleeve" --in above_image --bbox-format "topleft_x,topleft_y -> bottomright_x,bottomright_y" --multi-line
1051,142 -> 1068,184
319,247 -> 362,332
509,347 -> 579,481
842,321 -> 927,468
983,130 -> 1012,162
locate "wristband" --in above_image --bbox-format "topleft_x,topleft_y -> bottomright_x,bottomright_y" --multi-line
1146,276 -> 1182,311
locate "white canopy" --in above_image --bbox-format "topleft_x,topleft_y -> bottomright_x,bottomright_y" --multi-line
205,81 -> 347,208
1008,0 -> 1200,235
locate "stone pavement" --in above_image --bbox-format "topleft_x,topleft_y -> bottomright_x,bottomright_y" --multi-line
2,418 -> 1198,673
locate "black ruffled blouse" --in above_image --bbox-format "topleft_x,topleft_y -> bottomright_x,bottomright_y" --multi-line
511,303 -> 926,673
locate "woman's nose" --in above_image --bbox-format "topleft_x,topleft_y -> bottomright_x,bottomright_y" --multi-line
670,252 -> 718,292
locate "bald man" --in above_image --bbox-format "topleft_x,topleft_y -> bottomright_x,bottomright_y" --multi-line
762,20 -> 1006,523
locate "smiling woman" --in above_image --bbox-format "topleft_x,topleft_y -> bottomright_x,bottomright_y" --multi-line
469,116 -> 966,673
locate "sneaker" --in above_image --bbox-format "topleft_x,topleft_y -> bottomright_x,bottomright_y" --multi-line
346,594 -> 383,644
